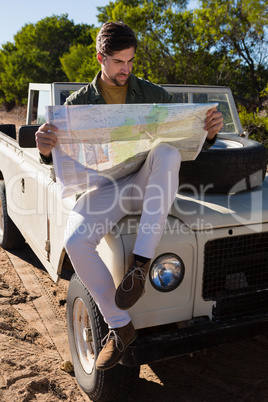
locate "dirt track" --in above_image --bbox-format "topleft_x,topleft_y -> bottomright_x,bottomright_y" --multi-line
0,105 -> 27,129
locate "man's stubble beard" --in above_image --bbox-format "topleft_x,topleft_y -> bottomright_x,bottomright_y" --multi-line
111,74 -> 131,87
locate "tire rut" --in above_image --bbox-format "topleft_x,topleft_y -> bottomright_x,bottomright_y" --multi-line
0,246 -> 89,401
5,247 -> 70,361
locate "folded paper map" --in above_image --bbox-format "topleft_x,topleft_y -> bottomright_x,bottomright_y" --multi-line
47,103 -> 217,197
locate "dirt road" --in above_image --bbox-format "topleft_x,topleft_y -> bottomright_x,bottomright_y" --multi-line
0,244 -> 267,402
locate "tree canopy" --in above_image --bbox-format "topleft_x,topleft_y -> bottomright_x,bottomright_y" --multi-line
61,0 -> 268,109
0,14 -> 93,105
0,1 -> 267,111
194,0 -> 268,106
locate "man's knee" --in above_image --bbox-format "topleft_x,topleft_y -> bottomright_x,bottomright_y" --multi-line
65,230 -> 82,255
152,143 -> 181,169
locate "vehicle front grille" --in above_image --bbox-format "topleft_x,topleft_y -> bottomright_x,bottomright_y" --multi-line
203,232 -> 268,321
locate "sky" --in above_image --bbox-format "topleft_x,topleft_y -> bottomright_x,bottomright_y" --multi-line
0,0 -> 199,48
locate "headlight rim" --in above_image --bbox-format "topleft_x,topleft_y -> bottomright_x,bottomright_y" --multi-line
149,252 -> 185,293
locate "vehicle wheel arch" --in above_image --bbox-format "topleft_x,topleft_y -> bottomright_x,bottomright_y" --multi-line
58,248 -> 75,277
0,180 -> 25,249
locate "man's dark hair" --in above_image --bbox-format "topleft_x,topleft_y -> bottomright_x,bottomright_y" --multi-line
96,22 -> 137,56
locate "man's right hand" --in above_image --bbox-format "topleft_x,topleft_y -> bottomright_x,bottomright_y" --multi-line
35,123 -> 58,158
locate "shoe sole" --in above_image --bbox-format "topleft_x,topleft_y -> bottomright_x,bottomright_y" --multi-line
96,332 -> 137,371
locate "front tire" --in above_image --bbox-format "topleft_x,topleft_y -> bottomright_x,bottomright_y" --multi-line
66,274 -> 140,402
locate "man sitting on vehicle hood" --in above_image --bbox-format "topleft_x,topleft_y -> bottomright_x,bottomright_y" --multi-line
35,21 -> 223,371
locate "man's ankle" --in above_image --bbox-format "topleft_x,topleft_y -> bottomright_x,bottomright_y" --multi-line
134,254 -> 150,265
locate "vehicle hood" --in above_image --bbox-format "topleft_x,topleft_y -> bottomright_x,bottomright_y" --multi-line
170,175 -> 268,230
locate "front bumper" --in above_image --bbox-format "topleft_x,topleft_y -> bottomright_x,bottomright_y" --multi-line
121,314 -> 268,367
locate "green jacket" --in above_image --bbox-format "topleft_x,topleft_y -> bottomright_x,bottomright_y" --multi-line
65,72 -> 172,105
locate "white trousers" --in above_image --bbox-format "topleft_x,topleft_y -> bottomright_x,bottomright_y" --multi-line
65,144 -> 181,328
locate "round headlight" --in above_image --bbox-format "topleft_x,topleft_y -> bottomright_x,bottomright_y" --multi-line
149,253 -> 185,292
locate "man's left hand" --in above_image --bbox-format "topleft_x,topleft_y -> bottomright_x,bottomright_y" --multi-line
205,107 -> 223,140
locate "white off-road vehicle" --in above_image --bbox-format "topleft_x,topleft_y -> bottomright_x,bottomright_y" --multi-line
0,83 -> 267,401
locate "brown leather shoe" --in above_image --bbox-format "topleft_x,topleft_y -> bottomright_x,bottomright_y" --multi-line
115,254 -> 151,310
95,321 -> 137,371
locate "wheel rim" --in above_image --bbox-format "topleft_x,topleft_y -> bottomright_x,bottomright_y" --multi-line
0,198 -> 4,237
211,139 -> 243,149
73,297 -> 95,374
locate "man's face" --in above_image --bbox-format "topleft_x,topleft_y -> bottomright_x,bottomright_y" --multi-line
98,47 -> 135,86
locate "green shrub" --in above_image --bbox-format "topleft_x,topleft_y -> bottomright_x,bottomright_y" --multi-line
239,106 -> 268,149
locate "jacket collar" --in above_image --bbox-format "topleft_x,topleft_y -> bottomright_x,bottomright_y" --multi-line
90,71 -> 102,103
128,74 -> 142,96
91,71 -> 142,101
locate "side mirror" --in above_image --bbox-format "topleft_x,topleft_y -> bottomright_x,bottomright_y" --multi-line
18,125 -> 40,148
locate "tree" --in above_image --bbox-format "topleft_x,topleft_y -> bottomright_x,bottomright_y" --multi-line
0,46 -> 48,104
96,0 -> 197,83
63,1 -> 193,84
60,28 -> 100,82
0,15 -> 93,105
194,0 -> 268,107
95,0 -> 238,86
94,0 -> 267,108
1,1 -> 267,110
